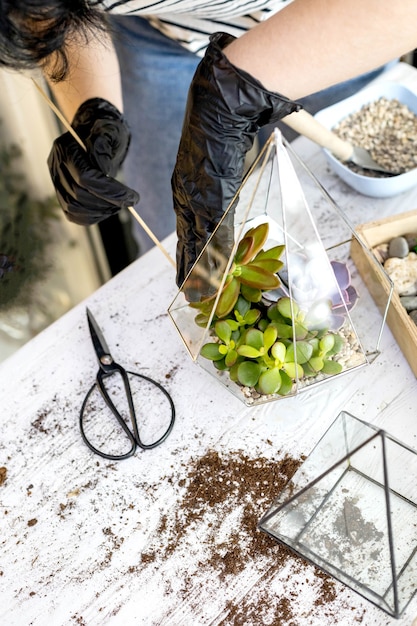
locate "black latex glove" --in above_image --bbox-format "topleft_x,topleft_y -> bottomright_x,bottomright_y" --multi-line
48,98 -> 139,225
172,32 -> 301,288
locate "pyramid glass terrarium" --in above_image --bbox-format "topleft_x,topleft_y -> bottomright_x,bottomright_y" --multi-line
259,411 -> 417,618
168,130 -> 391,405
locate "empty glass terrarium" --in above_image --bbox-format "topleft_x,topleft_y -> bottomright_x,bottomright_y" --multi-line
259,411 -> 417,618
168,130 -> 392,405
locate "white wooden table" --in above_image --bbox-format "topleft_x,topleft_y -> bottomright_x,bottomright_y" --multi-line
1,64 -> 417,626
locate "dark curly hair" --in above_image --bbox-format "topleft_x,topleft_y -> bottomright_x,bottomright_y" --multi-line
0,1 -> 108,81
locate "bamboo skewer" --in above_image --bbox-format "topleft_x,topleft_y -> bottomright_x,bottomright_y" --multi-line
31,78 -> 176,269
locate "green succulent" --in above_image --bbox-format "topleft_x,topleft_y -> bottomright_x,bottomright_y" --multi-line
224,296 -> 262,331
191,222 -> 284,323
199,297 -> 261,369
193,222 -> 346,397
235,326 -> 302,395
302,333 -> 344,377
200,320 -> 240,368
267,297 -> 310,340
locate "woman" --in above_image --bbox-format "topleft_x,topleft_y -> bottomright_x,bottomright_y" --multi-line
1,0 -> 416,282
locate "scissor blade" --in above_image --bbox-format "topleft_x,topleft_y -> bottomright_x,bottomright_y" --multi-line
86,308 -> 112,363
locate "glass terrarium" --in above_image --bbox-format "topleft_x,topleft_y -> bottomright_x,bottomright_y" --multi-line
258,411 -> 417,618
168,130 -> 392,405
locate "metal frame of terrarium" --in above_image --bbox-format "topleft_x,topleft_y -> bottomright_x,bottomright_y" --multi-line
168,130 -> 393,405
258,411 -> 417,618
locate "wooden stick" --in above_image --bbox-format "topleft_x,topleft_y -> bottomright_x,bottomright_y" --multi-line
31,78 -> 176,268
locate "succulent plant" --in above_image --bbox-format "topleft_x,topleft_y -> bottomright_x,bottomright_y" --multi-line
201,299 -> 344,395
192,222 -> 349,397
191,222 -> 285,323
233,325 -> 305,395
328,260 -> 359,329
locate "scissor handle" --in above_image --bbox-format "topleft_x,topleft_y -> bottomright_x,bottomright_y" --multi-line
79,364 -> 175,460
128,371 -> 176,449
99,365 -> 139,456
79,364 -> 136,460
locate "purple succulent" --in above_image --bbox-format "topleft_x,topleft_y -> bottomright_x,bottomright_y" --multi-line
329,260 -> 359,329
330,261 -> 359,311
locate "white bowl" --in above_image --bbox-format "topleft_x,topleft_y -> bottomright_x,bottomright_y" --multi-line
314,82 -> 417,198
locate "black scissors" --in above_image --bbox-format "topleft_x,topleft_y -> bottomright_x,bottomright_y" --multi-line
79,308 -> 175,460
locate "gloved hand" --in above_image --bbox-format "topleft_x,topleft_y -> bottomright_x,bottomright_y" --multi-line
48,97 -> 139,225
172,32 -> 301,288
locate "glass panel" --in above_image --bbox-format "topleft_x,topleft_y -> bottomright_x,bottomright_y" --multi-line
168,131 -> 390,405
259,411 -> 417,618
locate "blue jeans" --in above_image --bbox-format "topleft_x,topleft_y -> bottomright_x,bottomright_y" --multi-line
110,15 -> 393,255
110,15 -> 200,255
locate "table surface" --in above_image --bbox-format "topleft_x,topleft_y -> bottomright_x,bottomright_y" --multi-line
2,63 -> 417,626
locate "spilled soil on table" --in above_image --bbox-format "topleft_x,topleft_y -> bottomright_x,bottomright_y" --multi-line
130,448 -> 363,625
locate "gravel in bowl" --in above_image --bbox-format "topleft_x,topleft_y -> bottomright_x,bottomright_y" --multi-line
314,82 -> 417,197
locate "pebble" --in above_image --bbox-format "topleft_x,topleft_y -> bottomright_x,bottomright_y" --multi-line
384,253 -> 417,296
373,243 -> 389,264
379,233 -> 417,328
400,295 -> 417,311
333,97 -> 417,174
388,236 -> 409,258
405,233 -> 417,251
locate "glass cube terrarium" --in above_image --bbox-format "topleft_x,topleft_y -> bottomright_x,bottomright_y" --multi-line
168,130 -> 391,405
259,411 -> 417,618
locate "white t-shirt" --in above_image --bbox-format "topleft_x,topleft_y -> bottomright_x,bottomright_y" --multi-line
96,0 -> 289,54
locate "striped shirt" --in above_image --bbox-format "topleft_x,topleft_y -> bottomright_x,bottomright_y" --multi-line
95,0 -> 289,55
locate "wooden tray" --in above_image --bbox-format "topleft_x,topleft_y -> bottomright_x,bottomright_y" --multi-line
351,209 -> 417,378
